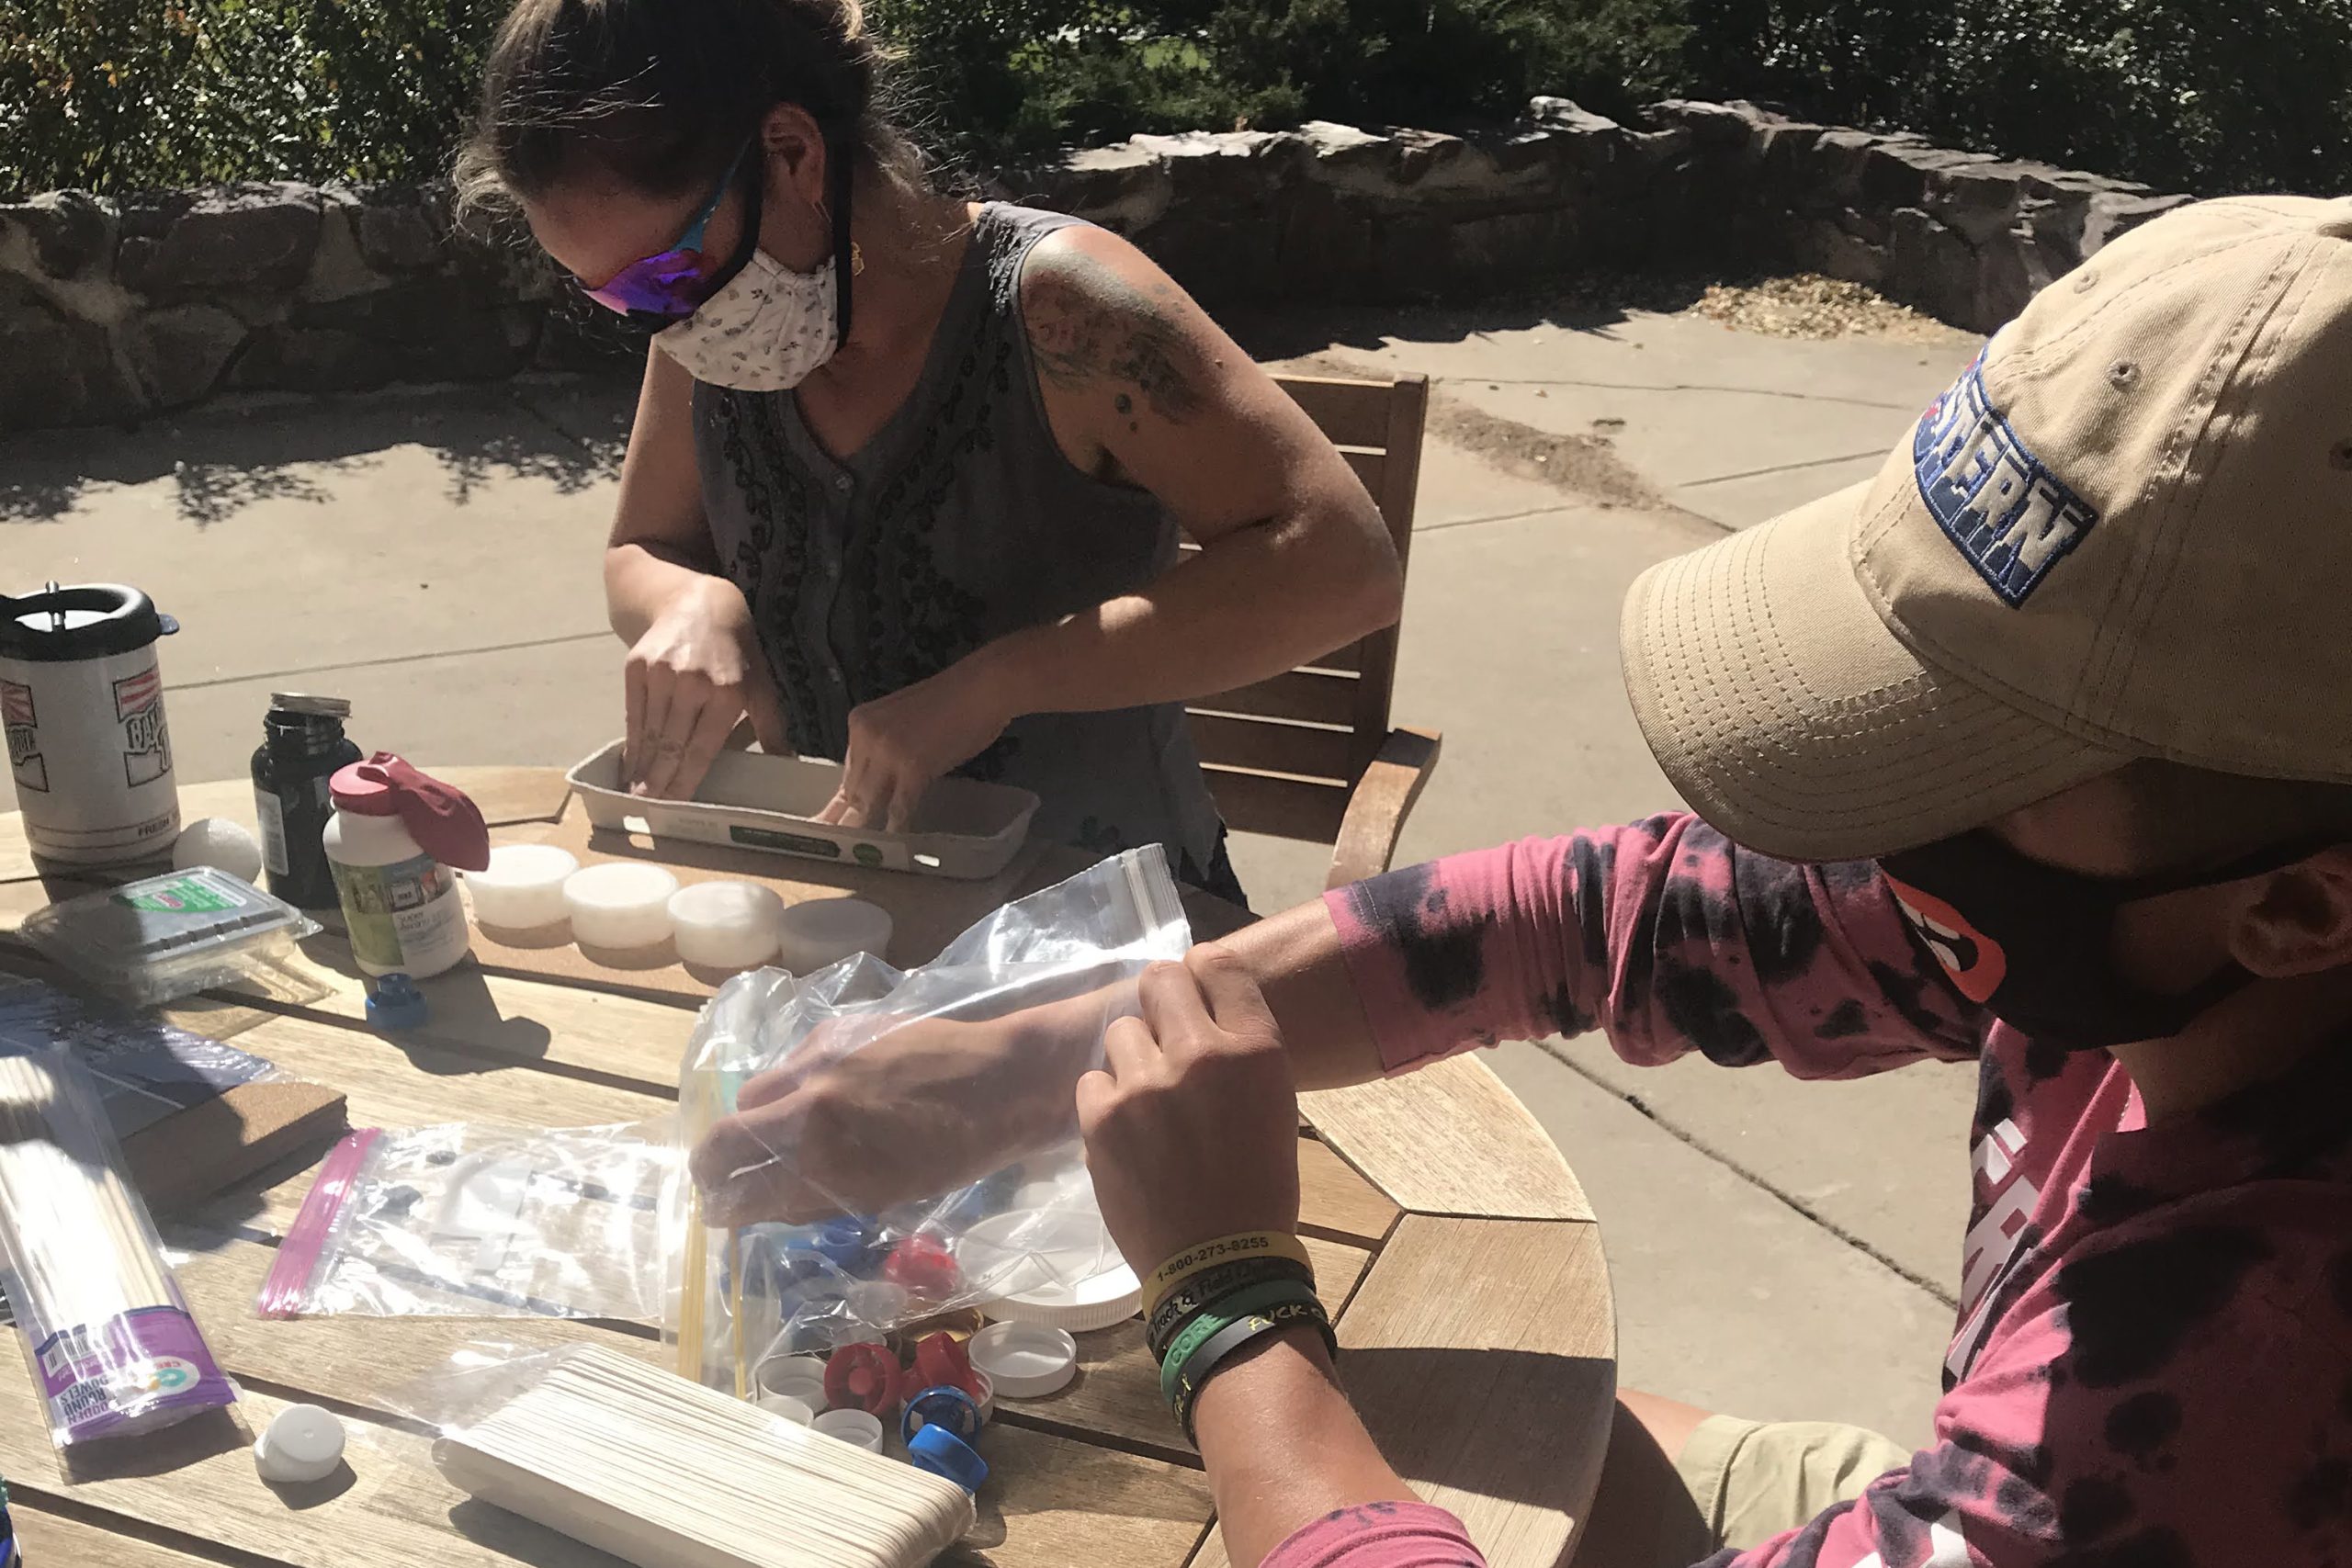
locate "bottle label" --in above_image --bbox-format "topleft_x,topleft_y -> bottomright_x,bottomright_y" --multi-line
332,852 -> 467,974
255,788 -> 290,877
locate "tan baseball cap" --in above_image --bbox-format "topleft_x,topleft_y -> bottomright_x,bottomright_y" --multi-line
1622,196 -> 2352,862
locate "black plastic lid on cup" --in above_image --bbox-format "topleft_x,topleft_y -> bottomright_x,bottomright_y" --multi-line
0,583 -> 178,663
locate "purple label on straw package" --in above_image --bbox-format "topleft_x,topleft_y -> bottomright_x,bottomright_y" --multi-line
36,1305 -> 234,1441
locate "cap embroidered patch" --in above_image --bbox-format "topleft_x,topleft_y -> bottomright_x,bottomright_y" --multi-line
1914,354 -> 2098,606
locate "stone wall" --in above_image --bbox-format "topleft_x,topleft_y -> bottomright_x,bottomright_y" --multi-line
0,99 -> 2193,432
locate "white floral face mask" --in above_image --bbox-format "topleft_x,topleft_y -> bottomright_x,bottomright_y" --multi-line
656,249 -> 841,392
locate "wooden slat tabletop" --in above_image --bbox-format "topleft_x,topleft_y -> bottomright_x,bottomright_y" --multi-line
0,769 -> 1614,1568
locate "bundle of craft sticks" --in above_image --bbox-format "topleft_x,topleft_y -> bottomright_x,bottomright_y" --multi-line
433,1343 -> 974,1568
0,1048 -> 234,1444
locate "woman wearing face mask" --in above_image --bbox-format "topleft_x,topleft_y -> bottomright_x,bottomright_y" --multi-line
455,0 -> 1400,903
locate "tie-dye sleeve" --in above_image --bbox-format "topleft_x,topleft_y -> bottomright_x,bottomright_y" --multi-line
1324,812 -> 1983,1077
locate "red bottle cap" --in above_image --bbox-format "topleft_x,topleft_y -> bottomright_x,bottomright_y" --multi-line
883,1235 -> 960,1303
911,1332 -> 977,1400
329,753 -> 491,872
824,1342 -> 903,1417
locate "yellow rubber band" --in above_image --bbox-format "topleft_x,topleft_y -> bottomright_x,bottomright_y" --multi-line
1144,1232 -> 1314,1314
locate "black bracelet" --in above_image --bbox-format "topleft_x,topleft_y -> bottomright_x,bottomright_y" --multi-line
1170,1299 -> 1337,1444
1145,1256 -> 1316,1361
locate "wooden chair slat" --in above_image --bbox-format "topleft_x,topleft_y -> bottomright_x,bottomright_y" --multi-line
1340,446 -> 1385,496
1279,376 -> 1397,449
1200,766 -> 1351,844
1189,713 -> 1359,783
1189,667 -> 1362,727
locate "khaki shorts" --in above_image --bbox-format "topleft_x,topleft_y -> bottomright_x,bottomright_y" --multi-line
1667,1415 -> 1913,1560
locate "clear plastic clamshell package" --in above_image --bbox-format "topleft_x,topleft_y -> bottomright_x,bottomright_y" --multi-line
21,867 -> 320,1009
671,847 -> 1189,1397
258,1123 -> 681,1321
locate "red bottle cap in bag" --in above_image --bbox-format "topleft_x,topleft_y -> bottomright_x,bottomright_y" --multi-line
824,1342 -> 902,1417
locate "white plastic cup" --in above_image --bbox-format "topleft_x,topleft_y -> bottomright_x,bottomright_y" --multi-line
775,897 -> 893,973
563,862 -> 680,949
669,880 -> 786,970
463,843 -> 579,930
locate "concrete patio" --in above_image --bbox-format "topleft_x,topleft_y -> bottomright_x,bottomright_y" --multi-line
1,296 -> 1983,1447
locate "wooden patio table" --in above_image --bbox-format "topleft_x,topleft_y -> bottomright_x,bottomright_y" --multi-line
0,767 -> 1614,1568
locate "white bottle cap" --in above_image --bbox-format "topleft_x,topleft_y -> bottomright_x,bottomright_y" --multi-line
563,862 -> 680,949
967,1321 -> 1079,1400
254,1403 -> 345,1483
758,1393 -> 816,1426
669,880 -> 786,970
812,1407 -> 886,1452
775,897 -> 893,974
758,1369 -> 830,1415
464,843 -> 579,931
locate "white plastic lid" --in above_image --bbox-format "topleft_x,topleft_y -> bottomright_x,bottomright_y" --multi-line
669,880 -> 785,970
464,843 -> 579,930
254,1403 -> 345,1483
563,862 -> 680,949
960,1208 -> 1142,1333
967,1322 -> 1078,1400
812,1407 -> 886,1452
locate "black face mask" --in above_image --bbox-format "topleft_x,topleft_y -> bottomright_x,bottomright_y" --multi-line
1875,832 -> 2328,1051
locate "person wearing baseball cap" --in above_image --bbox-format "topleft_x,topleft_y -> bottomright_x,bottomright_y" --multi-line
697,196 -> 2352,1567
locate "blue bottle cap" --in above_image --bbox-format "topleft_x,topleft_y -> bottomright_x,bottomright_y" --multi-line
813,1215 -> 878,1273
906,1424 -> 988,1493
366,973 -> 428,1031
899,1384 -> 981,1446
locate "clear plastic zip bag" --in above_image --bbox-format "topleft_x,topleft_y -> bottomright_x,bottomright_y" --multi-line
258,1122 -> 680,1321
672,847 -> 1190,1395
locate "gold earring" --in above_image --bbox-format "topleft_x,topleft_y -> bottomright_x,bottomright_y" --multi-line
850,241 -> 865,276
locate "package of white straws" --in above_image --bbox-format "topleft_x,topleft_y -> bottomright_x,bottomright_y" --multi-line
0,1044 -> 236,1446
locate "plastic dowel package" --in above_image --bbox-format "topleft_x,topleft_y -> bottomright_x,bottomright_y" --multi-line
259,1122 -> 680,1321
673,847 -> 1189,1394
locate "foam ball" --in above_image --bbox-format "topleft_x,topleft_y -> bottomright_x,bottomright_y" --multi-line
174,817 -> 266,884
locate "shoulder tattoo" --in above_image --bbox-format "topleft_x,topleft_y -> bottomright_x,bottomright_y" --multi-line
1023,247 -> 1209,426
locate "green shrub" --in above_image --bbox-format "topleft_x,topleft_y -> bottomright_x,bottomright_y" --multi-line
3,0 -> 2346,202
1,0 -> 507,196
1687,0 -> 2352,197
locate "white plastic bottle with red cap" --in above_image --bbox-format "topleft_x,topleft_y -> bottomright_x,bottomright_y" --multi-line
321,754 -> 492,979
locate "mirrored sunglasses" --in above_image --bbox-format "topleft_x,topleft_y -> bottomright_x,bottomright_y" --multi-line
581,138 -> 758,323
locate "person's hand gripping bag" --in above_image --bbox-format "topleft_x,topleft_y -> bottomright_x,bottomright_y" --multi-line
670,847 -> 1190,1395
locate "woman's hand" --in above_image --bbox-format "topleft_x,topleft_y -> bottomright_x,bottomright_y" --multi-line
688,1009 -> 1091,1225
622,575 -> 786,798
1077,948 -> 1302,1277
815,650 -> 1017,833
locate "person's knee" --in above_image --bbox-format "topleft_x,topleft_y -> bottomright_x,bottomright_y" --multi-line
1571,1396 -> 1716,1568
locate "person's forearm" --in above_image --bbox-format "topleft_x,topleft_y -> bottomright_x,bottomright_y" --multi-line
997,903 -> 1385,1095
1193,1327 -> 1419,1568
971,512 -> 1399,716
605,540 -> 730,646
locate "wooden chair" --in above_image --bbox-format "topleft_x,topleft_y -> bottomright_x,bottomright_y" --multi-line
1187,370 -> 1442,892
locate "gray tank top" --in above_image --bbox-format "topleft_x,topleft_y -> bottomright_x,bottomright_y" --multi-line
693,203 -> 1238,898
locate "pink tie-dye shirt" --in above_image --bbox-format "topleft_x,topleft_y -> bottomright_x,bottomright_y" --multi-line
1256,814 -> 2352,1568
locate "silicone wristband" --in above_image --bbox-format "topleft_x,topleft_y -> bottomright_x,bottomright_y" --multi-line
1147,1257 -> 1316,1361
1172,1303 -> 1336,1443
1144,1232 -> 1314,1312
1158,1279 -> 1323,1408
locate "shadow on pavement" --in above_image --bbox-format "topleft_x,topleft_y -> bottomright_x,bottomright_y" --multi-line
0,372 -> 639,528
